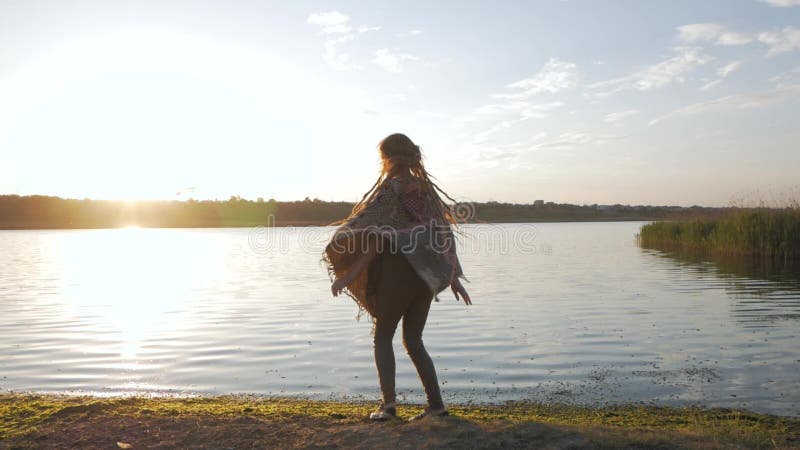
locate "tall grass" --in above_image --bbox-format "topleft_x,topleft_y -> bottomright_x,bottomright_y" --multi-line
638,207 -> 800,261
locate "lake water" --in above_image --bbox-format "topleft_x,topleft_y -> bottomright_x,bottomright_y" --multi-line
1,223 -> 798,417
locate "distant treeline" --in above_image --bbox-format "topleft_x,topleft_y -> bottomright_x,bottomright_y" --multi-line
470,201 -> 718,223
0,195 -> 725,230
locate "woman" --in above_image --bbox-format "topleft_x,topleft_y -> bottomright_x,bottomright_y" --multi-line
323,133 -> 471,422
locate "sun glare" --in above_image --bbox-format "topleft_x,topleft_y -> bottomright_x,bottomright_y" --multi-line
53,228 -> 225,360
0,28 -> 362,201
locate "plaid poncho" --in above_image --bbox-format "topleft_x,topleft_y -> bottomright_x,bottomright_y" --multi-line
323,176 -> 465,319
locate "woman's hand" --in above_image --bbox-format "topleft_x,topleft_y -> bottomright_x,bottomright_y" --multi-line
450,278 -> 471,305
331,277 -> 350,297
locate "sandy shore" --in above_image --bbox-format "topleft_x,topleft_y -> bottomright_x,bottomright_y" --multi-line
1,394 -> 798,449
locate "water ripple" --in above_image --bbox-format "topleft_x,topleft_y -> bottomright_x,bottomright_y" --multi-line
0,224 -> 798,416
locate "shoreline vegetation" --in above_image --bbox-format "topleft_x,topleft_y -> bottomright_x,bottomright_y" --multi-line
638,207 -> 800,260
1,394 -> 798,449
0,194 -> 729,230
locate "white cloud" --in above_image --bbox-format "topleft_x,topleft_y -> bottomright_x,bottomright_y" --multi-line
699,61 -> 742,91
476,135 -> 547,164
307,11 -> 352,34
587,47 -> 712,96
677,23 -> 754,45
758,27 -> 800,56
492,58 -> 579,100
322,34 -> 359,70
458,58 -> 574,147
469,101 -> 563,144
677,23 -> 726,42
372,48 -> 419,73
308,11 -> 383,70
650,83 -> 800,124
769,65 -> 800,86
700,79 -> 723,91
519,101 -> 564,119
474,129 -> 625,165
760,0 -> 800,6
528,131 -> 626,150
357,25 -> 382,33
677,23 -> 800,56
472,121 -> 513,144
717,60 -> 742,77
603,109 -> 640,123
477,147 -> 519,163
633,48 -> 712,89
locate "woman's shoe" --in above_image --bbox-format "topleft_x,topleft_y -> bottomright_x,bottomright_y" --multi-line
408,406 -> 449,421
368,401 -> 398,421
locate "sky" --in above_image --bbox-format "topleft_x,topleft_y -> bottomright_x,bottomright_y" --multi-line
0,0 -> 798,206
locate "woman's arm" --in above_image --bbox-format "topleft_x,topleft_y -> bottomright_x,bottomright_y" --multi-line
331,239 -> 379,297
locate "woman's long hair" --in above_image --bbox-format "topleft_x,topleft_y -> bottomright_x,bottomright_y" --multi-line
342,133 -> 461,226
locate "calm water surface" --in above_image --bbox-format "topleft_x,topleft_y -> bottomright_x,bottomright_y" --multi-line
1,223 -> 798,416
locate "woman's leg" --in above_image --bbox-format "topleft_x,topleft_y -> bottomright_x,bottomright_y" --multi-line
373,309 -> 401,404
373,252 -> 411,405
402,292 -> 445,410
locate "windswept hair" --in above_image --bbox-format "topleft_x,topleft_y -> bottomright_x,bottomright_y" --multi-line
341,133 -> 461,227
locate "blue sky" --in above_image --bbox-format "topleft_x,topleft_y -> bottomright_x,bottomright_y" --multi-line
0,0 -> 798,206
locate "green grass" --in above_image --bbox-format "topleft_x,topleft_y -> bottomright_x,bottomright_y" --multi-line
1,394 -> 799,448
638,207 -> 800,260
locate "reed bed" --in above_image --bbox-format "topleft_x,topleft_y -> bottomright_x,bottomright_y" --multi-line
638,207 -> 800,260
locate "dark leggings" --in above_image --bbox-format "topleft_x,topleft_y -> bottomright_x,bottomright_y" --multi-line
373,249 -> 444,410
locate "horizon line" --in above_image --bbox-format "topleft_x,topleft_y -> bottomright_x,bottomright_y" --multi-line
0,191 -> 761,209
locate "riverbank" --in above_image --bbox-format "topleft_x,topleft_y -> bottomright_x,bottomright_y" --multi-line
638,208 -> 800,260
1,394 -> 798,449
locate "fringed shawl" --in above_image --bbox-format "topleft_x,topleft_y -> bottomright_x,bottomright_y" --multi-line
323,176 -> 465,320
